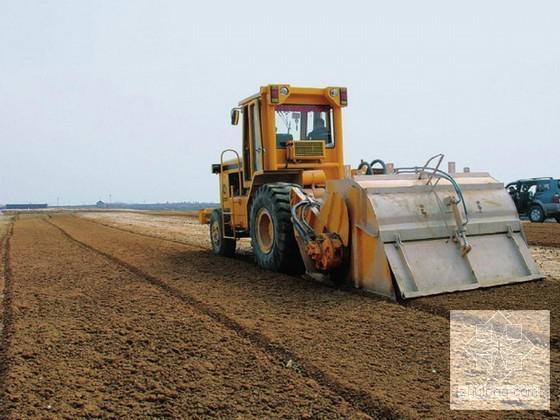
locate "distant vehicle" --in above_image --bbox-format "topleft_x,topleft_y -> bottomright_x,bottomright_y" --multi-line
506,177 -> 560,223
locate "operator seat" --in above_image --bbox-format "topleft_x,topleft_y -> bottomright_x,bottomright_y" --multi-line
307,128 -> 331,142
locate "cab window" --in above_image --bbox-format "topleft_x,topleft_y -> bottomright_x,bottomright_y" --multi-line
275,104 -> 334,147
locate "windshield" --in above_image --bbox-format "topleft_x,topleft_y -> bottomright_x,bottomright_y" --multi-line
275,104 -> 334,147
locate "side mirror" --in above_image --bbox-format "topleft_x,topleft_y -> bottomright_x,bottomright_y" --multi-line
231,108 -> 240,126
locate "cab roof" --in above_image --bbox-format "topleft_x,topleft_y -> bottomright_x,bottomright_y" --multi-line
238,85 -> 347,108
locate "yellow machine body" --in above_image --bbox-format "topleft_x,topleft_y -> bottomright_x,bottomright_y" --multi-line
201,85 -> 543,300
212,85 -> 346,233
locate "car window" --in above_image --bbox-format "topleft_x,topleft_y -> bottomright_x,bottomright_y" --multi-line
528,185 -> 537,197
536,183 -> 550,193
521,183 -> 532,192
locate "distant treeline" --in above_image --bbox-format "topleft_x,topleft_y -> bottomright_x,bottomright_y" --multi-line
93,201 -> 218,210
3,203 -> 48,209
0,201 -> 219,211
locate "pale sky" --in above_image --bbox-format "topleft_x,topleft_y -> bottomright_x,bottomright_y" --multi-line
1,0 -> 558,205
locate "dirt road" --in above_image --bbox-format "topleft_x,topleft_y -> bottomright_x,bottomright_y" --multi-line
0,213 -> 557,418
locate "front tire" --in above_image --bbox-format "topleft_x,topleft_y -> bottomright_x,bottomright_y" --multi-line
209,209 -> 236,257
250,183 -> 304,274
528,205 -> 545,223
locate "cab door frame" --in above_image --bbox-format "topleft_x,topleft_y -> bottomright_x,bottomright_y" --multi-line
241,101 -> 264,185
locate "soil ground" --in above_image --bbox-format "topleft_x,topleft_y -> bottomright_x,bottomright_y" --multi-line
523,221 -> 560,248
0,211 -> 557,418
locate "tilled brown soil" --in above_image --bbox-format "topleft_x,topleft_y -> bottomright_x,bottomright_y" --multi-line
44,214 -> 556,418
524,221 -> 560,248
0,213 -> 557,418
0,217 -> 364,418
81,211 -> 560,250
79,211 -> 560,340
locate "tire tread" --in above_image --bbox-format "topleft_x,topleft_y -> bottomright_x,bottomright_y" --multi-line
250,183 -> 304,274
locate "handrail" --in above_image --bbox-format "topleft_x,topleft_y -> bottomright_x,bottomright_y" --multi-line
220,149 -> 243,195
418,153 -> 444,185
394,158 -> 469,228
219,149 -> 243,240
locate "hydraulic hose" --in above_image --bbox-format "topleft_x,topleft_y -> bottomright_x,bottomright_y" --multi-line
394,166 -> 469,226
370,159 -> 387,174
357,160 -> 373,175
291,197 -> 321,241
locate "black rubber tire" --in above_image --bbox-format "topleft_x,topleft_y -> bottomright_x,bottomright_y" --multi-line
528,205 -> 545,223
250,183 -> 304,274
555,216 -> 560,223
209,209 -> 236,257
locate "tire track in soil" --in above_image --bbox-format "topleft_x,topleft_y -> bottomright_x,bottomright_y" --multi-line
78,216 -> 449,317
78,215 -> 559,352
0,222 -> 14,417
45,218 -> 402,419
53,214 -> 559,418
71,214 -> 207,250
8,216 -> 371,418
79,215 -> 560,354
84,215 -> 559,371
70,215 -> 256,264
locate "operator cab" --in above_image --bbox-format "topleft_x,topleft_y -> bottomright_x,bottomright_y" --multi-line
225,85 -> 347,188
275,105 -> 334,147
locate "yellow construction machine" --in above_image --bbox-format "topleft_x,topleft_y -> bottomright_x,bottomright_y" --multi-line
200,85 -> 542,300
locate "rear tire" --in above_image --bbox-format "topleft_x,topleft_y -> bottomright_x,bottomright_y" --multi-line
528,205 -> 545,223
209,209 -> 236,257
250,183 -> 304,274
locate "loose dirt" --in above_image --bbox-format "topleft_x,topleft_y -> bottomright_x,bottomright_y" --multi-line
0,212 -> 557,418
524,221 -> 560,248
80,211 -> 252,253
0,216 -> 11,299
66,213 -> 557,418
79,211 -> 560,280
0,217 -> 365,418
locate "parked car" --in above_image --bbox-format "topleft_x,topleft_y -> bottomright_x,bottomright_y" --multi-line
506,177 -> 560,223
